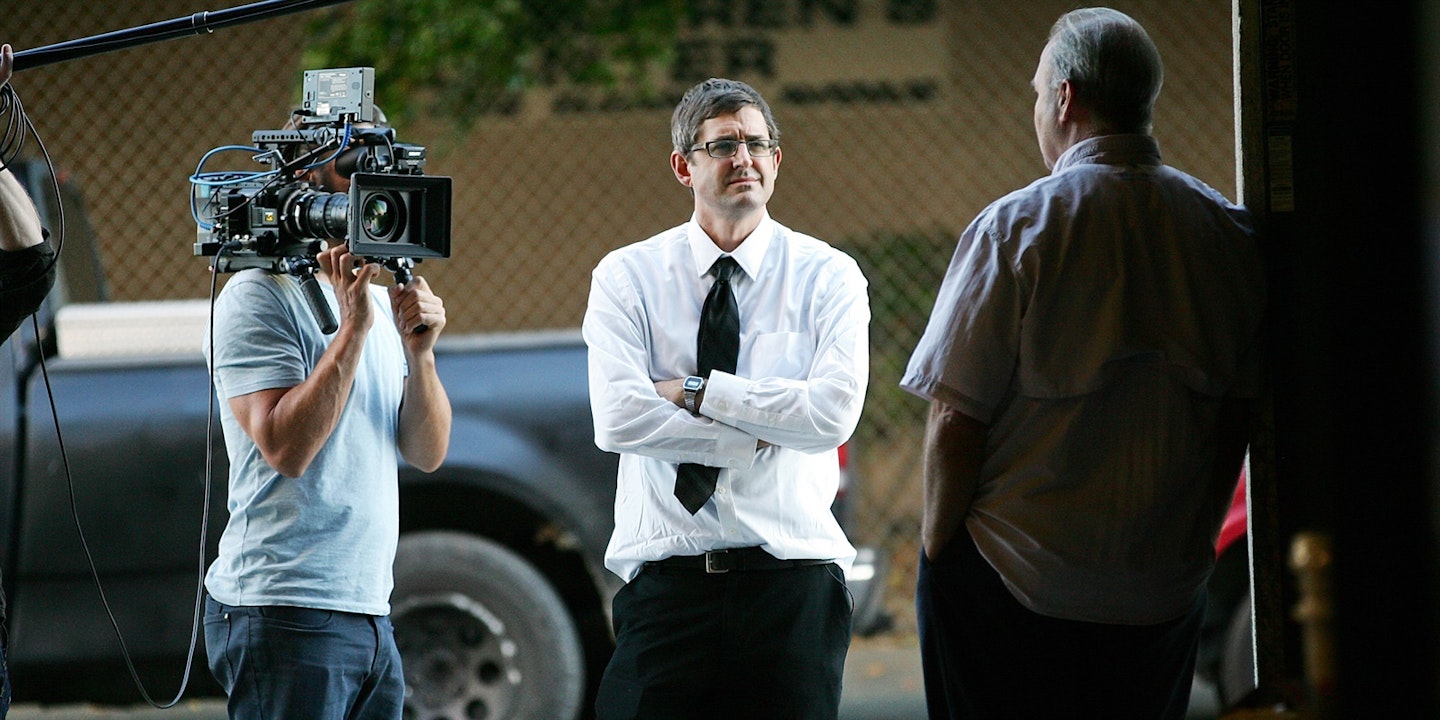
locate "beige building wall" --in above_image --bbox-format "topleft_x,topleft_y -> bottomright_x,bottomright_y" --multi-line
10,0 -> 1234,333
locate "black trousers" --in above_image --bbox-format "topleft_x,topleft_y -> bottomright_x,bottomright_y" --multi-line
916,528 -> 1206,720
596,561 -> 853,720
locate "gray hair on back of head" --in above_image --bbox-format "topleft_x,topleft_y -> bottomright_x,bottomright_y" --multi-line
1046,7 -> 1164,134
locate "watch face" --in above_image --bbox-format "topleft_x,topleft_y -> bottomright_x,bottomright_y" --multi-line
684,376 -> 704,391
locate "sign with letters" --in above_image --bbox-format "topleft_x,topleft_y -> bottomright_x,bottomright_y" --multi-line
546,0 -> 945,114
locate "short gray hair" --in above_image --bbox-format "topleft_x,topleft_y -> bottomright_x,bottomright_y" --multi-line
1047,7 -> 1164,134
670,78 -> 780,155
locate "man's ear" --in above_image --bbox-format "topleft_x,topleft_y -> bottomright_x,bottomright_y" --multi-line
671,150 -> 694,188
1056,79 -> 1076,124
1055,79 -> 1094,127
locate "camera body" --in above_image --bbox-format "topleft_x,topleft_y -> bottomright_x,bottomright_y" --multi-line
193,67 -> 451,273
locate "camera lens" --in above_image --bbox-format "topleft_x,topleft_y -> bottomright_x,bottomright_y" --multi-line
287,190 -> 349,240
361,193 -> 400,241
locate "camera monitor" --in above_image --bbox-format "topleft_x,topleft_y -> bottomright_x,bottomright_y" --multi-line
302,67 -> 377,123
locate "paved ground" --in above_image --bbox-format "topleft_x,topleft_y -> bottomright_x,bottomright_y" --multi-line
7,634 -> 1234,719
839,636 -> 928,720
9,635 -> 929,720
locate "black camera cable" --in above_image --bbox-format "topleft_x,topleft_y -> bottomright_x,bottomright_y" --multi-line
0,80 -> 63,292
188,121 -> 352,233
6,81 -> 208,710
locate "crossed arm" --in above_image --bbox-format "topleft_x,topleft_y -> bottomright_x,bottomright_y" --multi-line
585,267 -> 869,467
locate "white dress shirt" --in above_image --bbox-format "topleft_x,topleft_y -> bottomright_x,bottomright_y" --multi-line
584,212 -> 869,582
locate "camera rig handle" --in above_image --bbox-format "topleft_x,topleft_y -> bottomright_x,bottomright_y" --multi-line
295,263 -> 340,335
384,257 -> 415,286
382,257 -> 430,334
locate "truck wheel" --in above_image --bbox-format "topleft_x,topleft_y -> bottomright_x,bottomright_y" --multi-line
392,531 -> 585,720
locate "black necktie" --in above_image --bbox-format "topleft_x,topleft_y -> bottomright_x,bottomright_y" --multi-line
675,256 -> 740,514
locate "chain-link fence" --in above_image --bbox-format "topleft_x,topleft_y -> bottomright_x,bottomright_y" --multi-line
10,0 -> 1236,634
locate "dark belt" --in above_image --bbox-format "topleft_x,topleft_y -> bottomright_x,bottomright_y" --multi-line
644,546 -> 832,574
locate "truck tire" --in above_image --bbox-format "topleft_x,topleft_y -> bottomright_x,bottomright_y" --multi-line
392,530 -> 585,720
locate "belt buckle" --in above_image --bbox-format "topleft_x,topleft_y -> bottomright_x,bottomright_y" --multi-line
705,550 -> 731,574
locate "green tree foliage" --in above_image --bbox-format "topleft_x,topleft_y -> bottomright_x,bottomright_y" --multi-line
302,0 -> 685,126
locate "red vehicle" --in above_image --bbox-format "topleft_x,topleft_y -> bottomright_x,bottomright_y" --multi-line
1194,469 -> 1257,713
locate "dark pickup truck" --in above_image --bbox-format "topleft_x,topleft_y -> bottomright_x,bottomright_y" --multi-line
0,161 -> 889,720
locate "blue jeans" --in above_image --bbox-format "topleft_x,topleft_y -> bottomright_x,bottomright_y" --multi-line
204,595 -> 403,720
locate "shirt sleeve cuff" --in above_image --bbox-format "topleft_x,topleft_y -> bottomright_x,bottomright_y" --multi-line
701,371 -> 759,468
700,370 -> 744,422
713,424 -> 758,469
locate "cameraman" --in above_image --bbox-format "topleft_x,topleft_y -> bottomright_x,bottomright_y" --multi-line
202,110 -> 451,720
0,43 -> 56,343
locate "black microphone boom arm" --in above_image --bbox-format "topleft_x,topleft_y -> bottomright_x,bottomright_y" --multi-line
12,0 -> 354,72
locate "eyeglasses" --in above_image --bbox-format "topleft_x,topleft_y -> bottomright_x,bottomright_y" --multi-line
688,138 -> 780,158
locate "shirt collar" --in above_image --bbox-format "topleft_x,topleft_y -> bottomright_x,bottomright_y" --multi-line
1052,134 -> 1162,174
686,212 -> 774,281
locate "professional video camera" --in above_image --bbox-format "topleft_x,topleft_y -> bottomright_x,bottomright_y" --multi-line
191,66 -> 451,333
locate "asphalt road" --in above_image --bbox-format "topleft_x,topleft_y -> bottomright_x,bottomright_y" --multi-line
838,637 -> 928,720
9,636 -> 929,720
8,636 -> 1234,720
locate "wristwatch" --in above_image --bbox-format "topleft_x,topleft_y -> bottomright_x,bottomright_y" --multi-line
683,375 -> 705,414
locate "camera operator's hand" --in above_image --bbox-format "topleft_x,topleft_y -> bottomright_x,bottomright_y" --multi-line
316,244 -> 379,332
392,274 -> 451,473
390,275 -> 445,354
1,44 -> 13,88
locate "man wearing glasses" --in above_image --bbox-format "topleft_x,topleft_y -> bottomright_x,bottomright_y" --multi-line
584,77 -> 870,720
